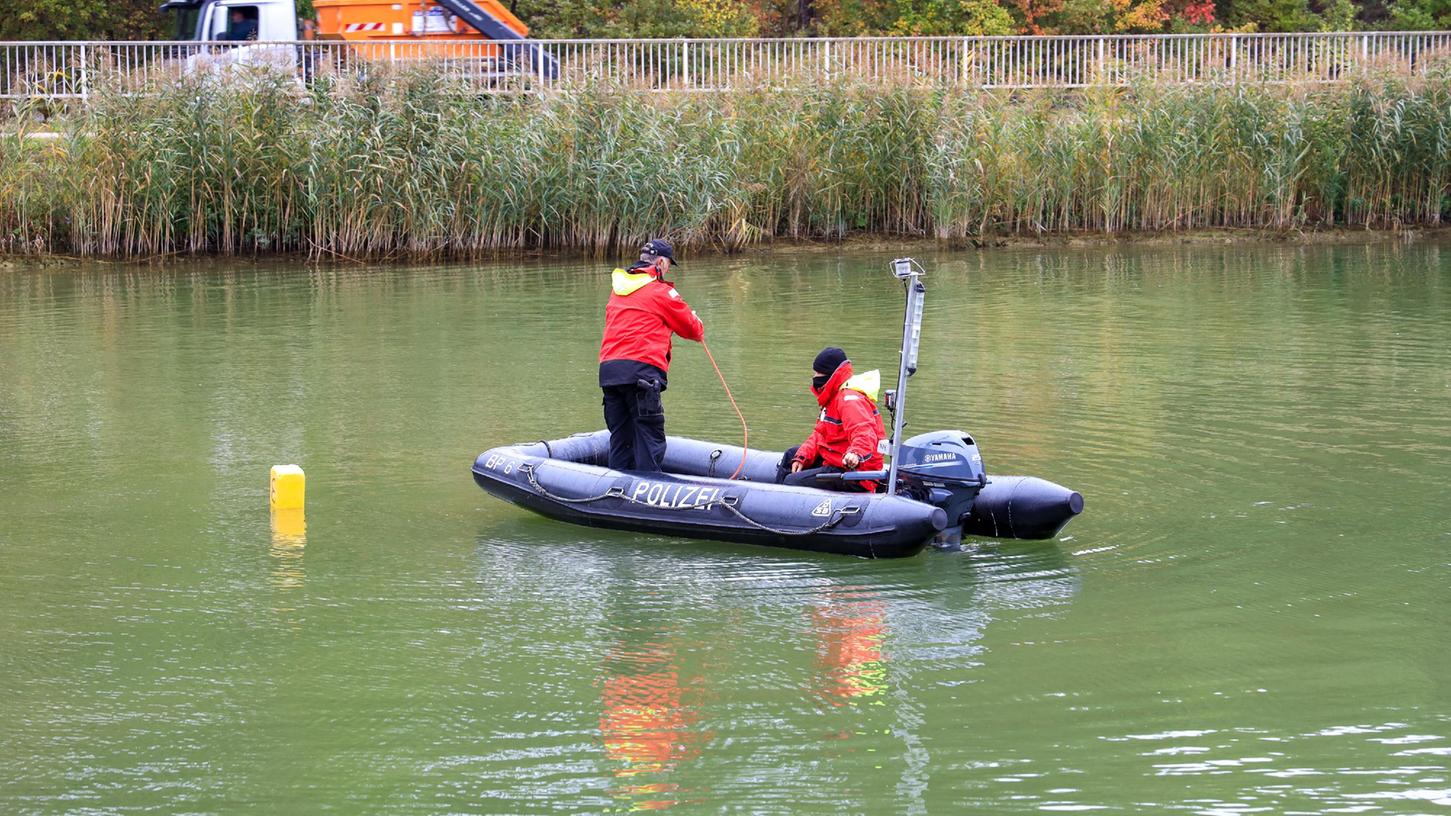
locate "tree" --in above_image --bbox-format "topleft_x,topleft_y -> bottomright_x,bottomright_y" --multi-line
1387,0 -> 1451,27
0,0 -> 168,40
679,0 -> 765,34
810,0 -> 1019,34
1007,0 -> 1067,33
517,0 -> 701,36
1316,0 -> 1356,28
1048,0 -> 1167,32
1162,0 -> 1217,29
956,0 -> 1019,33
885,0 -> 1020,33
1227,0 -> 1319,29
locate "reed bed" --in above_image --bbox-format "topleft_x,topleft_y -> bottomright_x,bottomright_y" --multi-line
3,67 -> 1449,258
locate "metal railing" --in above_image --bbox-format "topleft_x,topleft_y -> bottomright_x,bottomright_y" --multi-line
3,32 -> 1450,101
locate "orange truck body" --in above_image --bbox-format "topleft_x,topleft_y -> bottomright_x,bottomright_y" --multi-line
312,0 -> 529,60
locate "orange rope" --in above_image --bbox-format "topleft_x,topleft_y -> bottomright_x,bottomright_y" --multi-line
700,338 -> 749,480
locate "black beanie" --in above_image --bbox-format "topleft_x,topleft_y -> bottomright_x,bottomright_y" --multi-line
812,346 -> 848,375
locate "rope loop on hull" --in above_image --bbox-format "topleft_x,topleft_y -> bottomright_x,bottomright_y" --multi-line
522,464 -> 622,504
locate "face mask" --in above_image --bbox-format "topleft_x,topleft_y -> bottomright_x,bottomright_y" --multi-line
811,373 -> 829,392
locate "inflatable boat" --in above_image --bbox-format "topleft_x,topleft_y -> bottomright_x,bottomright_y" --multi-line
471,256 -> 1083,558
472,429 -> 1082,558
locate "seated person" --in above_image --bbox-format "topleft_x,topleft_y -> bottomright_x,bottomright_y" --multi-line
216,9 -> 259,41
776,347 -> 886,493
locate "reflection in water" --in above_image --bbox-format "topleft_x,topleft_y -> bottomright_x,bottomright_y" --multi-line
269,509 -> 306,596
810,591 -> 888,708
599,636 -> 708,811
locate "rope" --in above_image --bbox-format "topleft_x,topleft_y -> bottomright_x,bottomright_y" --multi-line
523,464 -> 621,504
518,462 -> 857,537
700,338 -> 749,480
717,500 -> 853,537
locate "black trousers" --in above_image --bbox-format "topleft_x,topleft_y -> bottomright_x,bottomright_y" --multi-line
602,379 -> 667,472
775,445 -> 872,493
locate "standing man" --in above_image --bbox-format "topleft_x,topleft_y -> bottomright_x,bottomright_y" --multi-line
599,239 -> 704,472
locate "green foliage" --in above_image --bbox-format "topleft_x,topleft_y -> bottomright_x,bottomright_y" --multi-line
5,67 -> 1449,258
958,0 -> 1021,32
1228,0 -> 1318,30
805,0 -> 1021,34
1316,0 -> 1357,29
518,0 -> 701,37
680,0 -> 763,35
0,0 -> 168,40
888,0 -> 1021,34
1046,0 -> 1167,32
1387,0 -> 1451,28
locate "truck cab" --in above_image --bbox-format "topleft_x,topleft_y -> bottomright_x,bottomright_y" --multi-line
160,0 -> 299,41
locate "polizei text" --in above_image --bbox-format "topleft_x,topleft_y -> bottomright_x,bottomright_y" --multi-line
630,480 -> 723,510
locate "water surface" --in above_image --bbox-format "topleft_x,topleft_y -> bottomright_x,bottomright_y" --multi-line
2,242 -> 1449,813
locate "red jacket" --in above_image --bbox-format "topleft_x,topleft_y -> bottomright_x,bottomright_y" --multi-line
794,362 -> 887,489
599,266 -> 704,374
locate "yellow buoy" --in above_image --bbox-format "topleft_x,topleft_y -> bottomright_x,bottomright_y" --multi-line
271,507 -> 307,541
270,464 -> 306,511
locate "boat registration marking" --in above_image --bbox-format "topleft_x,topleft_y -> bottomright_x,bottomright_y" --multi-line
481,454 -> 520,475
630,480 -> 722,510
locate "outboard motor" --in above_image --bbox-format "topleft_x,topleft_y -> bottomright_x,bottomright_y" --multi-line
894,430 -> 987,544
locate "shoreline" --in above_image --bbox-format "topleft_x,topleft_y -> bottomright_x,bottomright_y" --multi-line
4,225 -> 1448,269
740,225 -> 1451,255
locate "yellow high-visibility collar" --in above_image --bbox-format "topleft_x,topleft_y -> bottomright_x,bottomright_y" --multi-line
612,268 -> 655,296
842,369 -> 881,402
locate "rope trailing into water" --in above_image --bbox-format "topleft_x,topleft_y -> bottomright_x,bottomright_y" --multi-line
520,463 -> 856,537
700,338 -> 749,480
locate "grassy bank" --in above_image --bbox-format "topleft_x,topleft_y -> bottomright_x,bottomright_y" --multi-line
3,70 -> 1450,258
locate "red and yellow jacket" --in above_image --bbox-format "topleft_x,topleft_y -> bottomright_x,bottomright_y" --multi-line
598,265 -> 704,375
794,362 -> 887,487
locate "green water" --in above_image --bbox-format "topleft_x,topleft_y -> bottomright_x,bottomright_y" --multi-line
2,243 -> 1449,814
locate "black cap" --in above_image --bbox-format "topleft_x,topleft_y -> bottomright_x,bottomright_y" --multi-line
641,238 -> 678,265
812,346 -> 847,375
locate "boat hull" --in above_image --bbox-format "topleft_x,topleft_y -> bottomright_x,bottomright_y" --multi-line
964,475 -> 1085,541
472,432 -> 947,558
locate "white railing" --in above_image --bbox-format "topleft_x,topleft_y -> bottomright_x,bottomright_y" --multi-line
3,32 -> 1450,101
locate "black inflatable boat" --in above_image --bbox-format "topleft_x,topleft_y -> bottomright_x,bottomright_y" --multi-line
472,256 -> 1083,558
471,429 -> 1082,559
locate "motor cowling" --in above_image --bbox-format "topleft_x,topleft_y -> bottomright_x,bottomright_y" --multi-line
895,431 -> 987,538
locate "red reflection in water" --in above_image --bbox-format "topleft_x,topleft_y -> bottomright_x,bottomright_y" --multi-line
599,641 -> 707,811
811,598 -> 888,706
